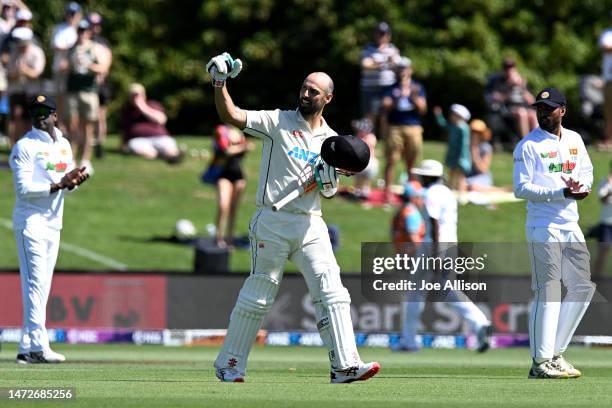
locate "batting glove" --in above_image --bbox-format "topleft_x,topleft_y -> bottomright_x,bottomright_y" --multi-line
206,52 -> 243,87
314,160 -> 338,199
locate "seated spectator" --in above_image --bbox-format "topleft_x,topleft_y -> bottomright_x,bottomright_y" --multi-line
120,83 -> 181,163
484,58 -> 537,142
467,119 -> 494,190
434,104 -> 471,199
351,117 -> 378,199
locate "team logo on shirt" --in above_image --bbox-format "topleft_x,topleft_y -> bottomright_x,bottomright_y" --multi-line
45,162 -> 68,172
288,147 -> 318,164
569,148 -> 578,155
540,151 -> 557,158
548,160 -> 576,174
291,130 -> 304,138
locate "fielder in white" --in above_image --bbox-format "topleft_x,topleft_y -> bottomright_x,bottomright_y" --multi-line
206,52 -> 380,383
9,94 -> 89,364
396,160 -> 492,352
513,87 -> 596,379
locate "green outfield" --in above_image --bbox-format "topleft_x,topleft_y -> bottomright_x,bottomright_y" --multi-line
1,344 -> 612,407
0,137 -> 609,273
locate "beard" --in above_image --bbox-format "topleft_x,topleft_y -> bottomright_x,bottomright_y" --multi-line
538,116 -> 560,133
298,98 -> 324,116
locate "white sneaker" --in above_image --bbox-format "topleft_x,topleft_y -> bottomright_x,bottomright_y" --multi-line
215,366 -> 245,383
551,355 -> 582,378
528,360 -> 569,379
330,361 -> 381,384
26,350 -> 66,364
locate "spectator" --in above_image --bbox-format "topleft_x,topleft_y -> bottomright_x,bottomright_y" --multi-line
6,27 -> 44,145
382,57 -> 427,201
594,161 -> 612,278
120,83 -> 181,162
61,19 -> 109,175
434,104 -> 471,199
205,124 -> 252,248
467,119 -> 494,191
88,11 -> 112,159
599,28 -> 612,151
484,58 -> 537,143
0,1 -> 16,35
351,117 -> 378,199
359,21 -> 401,139
51,1 -> 81,125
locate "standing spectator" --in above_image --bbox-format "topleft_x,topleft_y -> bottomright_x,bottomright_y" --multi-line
599,28 -> 612,151
206,124 -> 252,248
351,117 -> 378,199
0,1 -> 16,35
359,21 -> 401,140
9,94 -> 89,364
61,19 -> 109,175
51,2 -> 81,125
88,11 -> 112,159
382,57 -> 426,201
594,161 -> 612,278
120,83 -> 181,162
6,27 -> 44,145
434,104 -> 471,198
484,58 -> 537,142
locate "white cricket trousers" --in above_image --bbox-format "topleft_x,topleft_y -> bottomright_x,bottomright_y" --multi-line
215,208 -> 360,374
14,224 -> 61,354
526,226 -> 595,360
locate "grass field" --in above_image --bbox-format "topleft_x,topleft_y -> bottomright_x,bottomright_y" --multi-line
1,344 -> 612,407
0,136 -> 609,273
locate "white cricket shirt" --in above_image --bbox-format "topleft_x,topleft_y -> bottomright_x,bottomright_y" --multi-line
513,126 -> 593,230
244,109 -> 337,216
10,127 -> 75,230
424,183 -> 458,243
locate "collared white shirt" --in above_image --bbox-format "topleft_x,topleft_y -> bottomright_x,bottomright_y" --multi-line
424,183 -> 458,243
245,109 -> 337,216
513,126 -> 593,230
9,127 -> 75,230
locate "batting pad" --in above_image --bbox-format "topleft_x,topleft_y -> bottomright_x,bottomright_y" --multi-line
314,272 -> 361,369
215,274 -> 279,372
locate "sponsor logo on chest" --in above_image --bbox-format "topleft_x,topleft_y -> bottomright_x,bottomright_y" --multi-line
287,147 -> 318,164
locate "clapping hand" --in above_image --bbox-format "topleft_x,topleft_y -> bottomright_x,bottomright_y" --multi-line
561,175 -> 589,200
61,166 -> 90,190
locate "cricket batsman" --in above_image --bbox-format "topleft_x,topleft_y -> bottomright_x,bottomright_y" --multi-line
513,87 -> 596,379
206,52 -> 380,383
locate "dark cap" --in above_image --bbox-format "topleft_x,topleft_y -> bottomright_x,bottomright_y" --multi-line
321,135 -> 370,173
502,58 -> 516,69
533,87 -> 566,108
30,94 -> 56,111
66,2 -> 80,14
375,21 -> 391,34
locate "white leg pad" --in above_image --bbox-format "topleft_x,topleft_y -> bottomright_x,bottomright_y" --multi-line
314,270 -> 360,369
215,274 -> 279,373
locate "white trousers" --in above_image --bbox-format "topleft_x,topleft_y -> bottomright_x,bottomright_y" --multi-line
526,226 -> 595,359
215,208 -> 360,373
15,224 -> 61,354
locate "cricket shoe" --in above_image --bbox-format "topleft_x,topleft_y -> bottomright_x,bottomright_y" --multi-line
551,355 -> 582,378
215,366 -> 245,383
25,350 -> 66,364
528,360 -> 569,379
476,325 -> 493,353
330,362 -> 381,384
15,354 -> 29,364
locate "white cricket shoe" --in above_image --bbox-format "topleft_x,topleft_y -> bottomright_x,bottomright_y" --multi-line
26,350 -> 66,364
215,366 -> 245,383
528,360 -> 569,379
330,362 -> 381,384
551,355 -> 582,378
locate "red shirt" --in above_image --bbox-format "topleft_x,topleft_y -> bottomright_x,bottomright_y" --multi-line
121,100 -> 170,141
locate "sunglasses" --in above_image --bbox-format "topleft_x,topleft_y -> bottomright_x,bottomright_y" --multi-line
30,107 -> 55,118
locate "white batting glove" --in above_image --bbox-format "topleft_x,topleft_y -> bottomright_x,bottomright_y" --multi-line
206,52 -> 243,87
314,161 -> 338,199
